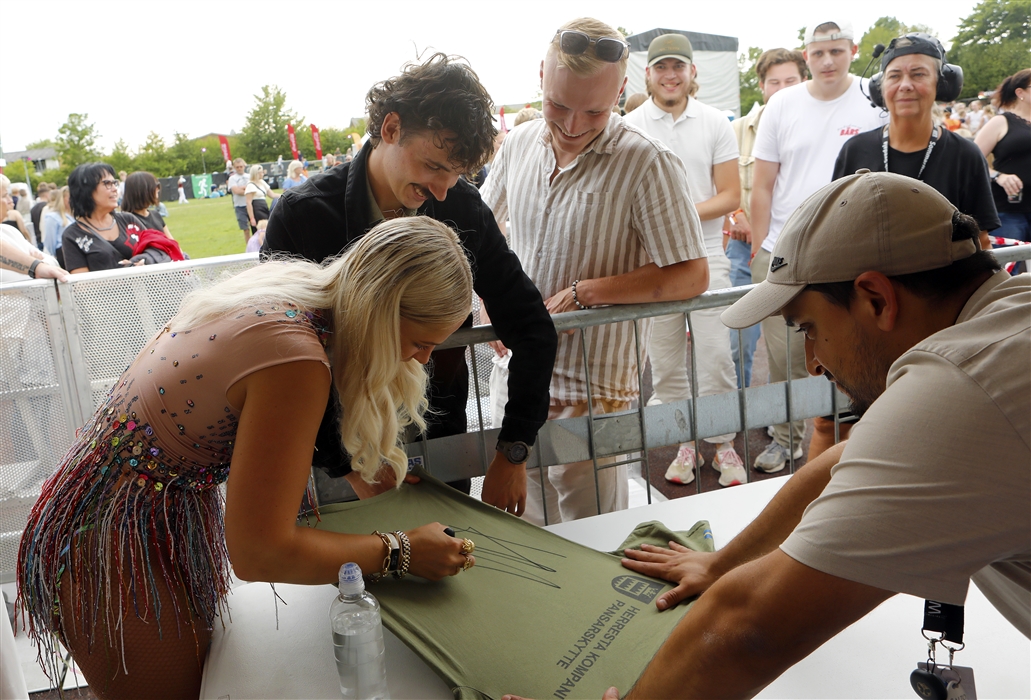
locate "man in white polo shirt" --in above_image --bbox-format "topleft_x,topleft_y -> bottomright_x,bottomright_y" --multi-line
482,17 -> 708,525
624,33 -> 746,488
749,18 -> 887,473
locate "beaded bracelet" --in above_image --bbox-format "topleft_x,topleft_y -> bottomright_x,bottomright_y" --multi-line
572,279 -> 590,310
393,530 -> 411,579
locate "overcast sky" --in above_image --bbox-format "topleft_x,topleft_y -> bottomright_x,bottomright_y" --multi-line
1,0 -> 979,154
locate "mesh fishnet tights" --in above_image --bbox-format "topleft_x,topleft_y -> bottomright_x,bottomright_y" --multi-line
56,550 -> 211,699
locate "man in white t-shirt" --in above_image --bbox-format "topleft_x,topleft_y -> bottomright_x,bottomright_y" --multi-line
624,33 -> 745,488
227,158 -> 250,240
749,18 -> 887,474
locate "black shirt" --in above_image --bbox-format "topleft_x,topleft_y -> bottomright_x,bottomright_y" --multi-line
989,112 -> 1031,214
135,209 -> 167,232
30,201 -> 47,245
264,145 -> 556,477
62,212 -> 145,272
833,126 -> 1000,232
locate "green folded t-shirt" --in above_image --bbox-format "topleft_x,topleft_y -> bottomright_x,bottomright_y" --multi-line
309,471 -> 713,699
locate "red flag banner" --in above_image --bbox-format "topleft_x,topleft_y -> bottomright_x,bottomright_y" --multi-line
287,124 -> 299,160
218,135 -> 231,162
499,107 -> 508,133
310,124 -> 323,160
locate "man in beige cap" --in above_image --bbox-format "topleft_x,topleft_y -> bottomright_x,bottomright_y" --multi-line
616,171 -> 1029,696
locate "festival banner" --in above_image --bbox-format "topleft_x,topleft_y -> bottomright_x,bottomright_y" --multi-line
287,124 -> 299,160
310,124 -> 323,160
218,135 -> 231,162
499,106 -> 508,133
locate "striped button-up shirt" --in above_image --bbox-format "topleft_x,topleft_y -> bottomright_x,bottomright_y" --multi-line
482,114 -> 706,405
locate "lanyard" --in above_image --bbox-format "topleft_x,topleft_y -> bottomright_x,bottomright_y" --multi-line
882,125 -> 939,181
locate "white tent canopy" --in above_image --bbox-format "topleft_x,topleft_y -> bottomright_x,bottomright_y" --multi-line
625,28 -> 741,117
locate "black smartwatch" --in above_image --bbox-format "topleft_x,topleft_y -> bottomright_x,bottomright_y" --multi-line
496,439 -> 531,464
27,259 -> 42,279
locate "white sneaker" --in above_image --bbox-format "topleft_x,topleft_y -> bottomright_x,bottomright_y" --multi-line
664,443 -> 699,484
712,443 -> 747,487
753,441 -> 804,473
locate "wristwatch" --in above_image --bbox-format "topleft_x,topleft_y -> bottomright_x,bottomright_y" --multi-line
27,259 -> 42,279
496,439 -> 531,465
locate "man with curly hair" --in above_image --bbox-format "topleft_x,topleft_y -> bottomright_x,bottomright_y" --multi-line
264,54 -> 557,515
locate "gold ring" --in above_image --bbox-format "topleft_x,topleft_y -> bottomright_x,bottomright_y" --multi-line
462,554 -> 474,570
461,538 -> 475,555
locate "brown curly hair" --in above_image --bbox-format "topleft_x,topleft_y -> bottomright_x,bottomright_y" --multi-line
365,53 -> 498,172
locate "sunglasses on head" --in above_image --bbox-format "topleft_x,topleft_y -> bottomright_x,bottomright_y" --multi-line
554,30 -> 629,64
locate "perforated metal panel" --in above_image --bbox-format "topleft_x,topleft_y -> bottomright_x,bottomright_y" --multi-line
465,296 -> 495,433
0,282 -> 74,582
63,256 -> 258,414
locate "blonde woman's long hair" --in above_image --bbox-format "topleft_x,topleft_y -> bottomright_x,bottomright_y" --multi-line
46,186 -> 72,220
171,216 -> 473,485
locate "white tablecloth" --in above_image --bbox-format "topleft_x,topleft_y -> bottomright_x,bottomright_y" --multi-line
201,478 -> 1030,699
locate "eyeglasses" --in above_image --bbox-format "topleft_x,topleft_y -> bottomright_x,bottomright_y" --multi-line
554,30 -> 629,63
99,179 -> 119,190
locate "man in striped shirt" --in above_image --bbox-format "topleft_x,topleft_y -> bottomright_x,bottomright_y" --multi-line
481,17 -> 709,525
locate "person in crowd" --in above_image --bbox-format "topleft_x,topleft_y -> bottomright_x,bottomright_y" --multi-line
177,174 -> 188,204
614,172 -> 1028,697
244,164 -> 279,234
622,92 -> 648,114
749,18 -> 886,472
0,176 -> 66,282
122,171 -> 174,238
41,186 -> 73,267
19,217 -> 480,700
227,158 -> 251,243
724,48 -> 807,390
245,218 -> 267,253
966,99 -> 987,133
281,159 -> 307,190
116,170 -> 127,206
15,184 -> 33,218
2,187 -> 31,243
264,53 -> 556,517
624,33 -> 745,487
513,106 -> 543,127
975,69 -> 1031,248
828,34 -> 1000,458
482,18 -> 708,523
61,163 -> 161,273
29,183 -> 51,249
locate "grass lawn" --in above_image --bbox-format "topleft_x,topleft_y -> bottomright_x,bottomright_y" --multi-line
162,192 -> 281,260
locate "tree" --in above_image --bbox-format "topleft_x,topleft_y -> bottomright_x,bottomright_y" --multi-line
239,85 -> 302,163
26,138 -> 55,150
133,131 -> 171,176
851,17 -> 934,76
738,46 -> 764,113
107,139 -> 134,174
949,0 -> 1031,99
55,113 -> 101,168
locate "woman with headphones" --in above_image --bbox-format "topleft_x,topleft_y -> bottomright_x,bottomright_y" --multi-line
832,34 -> 999,252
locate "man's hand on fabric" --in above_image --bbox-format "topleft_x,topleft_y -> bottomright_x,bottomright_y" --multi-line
621,544 -> 722,610
544,286 -> 579,316
480,452 -> 527,516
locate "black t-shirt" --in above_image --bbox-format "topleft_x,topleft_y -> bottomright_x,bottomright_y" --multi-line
135,209 -> 166,232
30,201 -> 48,242
62,212 -> 145,272
833,126 -> 1000,232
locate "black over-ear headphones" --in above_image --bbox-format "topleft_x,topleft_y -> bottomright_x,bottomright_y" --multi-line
866,34 -> 964,108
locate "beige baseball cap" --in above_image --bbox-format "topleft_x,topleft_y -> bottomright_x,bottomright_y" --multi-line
721,171 -> 977,329
647,34 -> 693,66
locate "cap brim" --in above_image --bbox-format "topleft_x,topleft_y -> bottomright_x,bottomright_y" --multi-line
648,53 -> 690,66
720,280 -> 806,329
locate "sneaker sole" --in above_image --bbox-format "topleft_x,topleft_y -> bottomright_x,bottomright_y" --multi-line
753,448 -> 805,474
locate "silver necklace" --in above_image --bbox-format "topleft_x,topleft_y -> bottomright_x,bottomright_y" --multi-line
81,216 -> 115,233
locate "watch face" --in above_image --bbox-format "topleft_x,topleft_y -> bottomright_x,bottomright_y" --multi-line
508,442 -> 529,463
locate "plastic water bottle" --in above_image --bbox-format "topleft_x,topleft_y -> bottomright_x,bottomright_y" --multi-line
330,563 -> 389,699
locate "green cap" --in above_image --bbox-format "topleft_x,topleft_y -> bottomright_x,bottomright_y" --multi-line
647,34 -> 693,66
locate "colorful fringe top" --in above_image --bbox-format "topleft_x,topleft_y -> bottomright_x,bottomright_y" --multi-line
18,303 -> 330,671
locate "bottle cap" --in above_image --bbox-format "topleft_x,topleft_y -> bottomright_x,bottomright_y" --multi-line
338,562 -> 365,596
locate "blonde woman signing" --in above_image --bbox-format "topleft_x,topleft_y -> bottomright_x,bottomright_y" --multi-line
18,217 -> 477,699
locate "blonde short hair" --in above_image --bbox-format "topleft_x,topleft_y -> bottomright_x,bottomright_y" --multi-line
288,160 -> 304,178
549,17 -> 628,79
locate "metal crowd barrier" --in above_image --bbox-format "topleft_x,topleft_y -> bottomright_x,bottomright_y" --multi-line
2,246 -> 1029,577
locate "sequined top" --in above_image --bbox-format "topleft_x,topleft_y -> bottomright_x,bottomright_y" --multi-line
18,303 -> 330,661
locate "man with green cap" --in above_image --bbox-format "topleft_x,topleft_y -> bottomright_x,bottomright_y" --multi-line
615,171 -> 1029,696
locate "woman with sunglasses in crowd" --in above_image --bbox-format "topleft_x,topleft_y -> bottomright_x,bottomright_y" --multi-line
60,163 -> 156,273
19,216 -> 477,699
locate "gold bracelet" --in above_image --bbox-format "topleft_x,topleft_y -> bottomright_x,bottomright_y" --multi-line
369,531 -> 392,582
